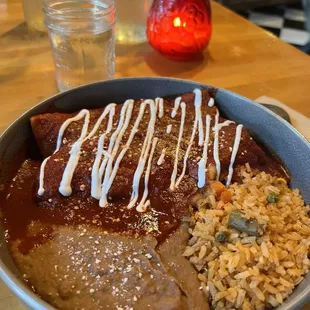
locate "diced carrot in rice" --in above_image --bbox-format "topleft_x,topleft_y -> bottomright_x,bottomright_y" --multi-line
211,181 -> 226,197
220,190 -> 232,203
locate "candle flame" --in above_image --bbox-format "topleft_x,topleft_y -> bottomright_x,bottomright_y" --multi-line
173,17 -> 186,28
173,17 -> 181,27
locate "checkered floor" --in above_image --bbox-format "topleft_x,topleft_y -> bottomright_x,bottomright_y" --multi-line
238,3 -> 310,53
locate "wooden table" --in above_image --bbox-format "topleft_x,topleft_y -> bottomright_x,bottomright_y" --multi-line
0,0 -> 309,309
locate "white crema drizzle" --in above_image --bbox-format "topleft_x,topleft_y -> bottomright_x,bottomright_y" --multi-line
166,124 -> 172,134
136,137 -> 158,212
226,124 -> 243,186
170,102 -> 186,191
157,98 -> 164,118
213,110 -> 221,181
90,104 -> 118,199
194,89 -> 204,146
127,100 -> 157,209
59,110 -> 90,196
171,97 -> 181,118
99,100 -> 135,207
208,97 -> 215,107
97,100 -> 132,195
174,88 -> 203,188
38,109 -> 91,196
157,148 -> 166,166
100,100 -> 156,207
38,157 -> 51,196
39,105 -> 117,197
60,104 -> 118,197
197,114 -> 211,188
38,88 -> 246,213
212,114 -> 235,181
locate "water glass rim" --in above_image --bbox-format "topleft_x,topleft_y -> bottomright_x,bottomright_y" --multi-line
43,0 -> 115,20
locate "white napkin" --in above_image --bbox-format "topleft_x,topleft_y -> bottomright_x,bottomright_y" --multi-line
255,96 -> 310,141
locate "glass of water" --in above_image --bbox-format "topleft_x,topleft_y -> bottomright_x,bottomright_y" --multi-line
43,0 -> 115,92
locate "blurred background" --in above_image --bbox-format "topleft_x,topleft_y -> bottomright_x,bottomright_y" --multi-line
216,0 -> 310,54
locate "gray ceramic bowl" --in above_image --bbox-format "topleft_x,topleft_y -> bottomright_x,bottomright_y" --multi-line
0,77 -> 309,310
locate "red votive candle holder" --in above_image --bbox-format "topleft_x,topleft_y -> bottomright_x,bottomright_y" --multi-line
147,0 -> 212,60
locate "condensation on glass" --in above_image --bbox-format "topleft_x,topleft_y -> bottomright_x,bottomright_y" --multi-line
43,0 -> 115,92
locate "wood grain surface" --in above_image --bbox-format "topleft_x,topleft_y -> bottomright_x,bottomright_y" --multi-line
0,0 -> 309,309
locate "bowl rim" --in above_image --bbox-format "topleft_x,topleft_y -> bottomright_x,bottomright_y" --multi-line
0,77 -> 309,310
